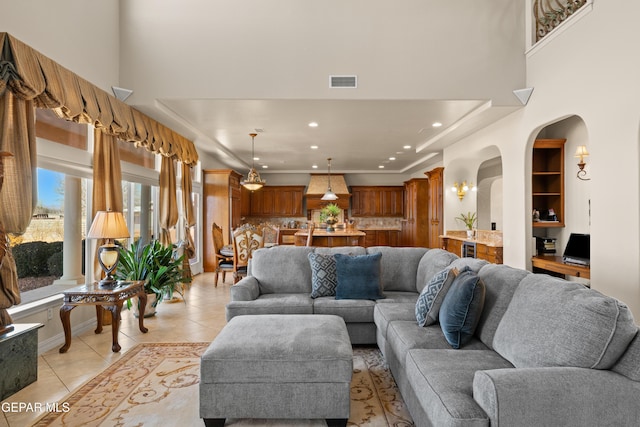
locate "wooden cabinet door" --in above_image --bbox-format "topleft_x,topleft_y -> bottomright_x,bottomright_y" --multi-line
425,167 -> 444,248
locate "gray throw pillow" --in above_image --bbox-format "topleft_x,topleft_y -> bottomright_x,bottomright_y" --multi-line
415,267 -> 458,327
308,252 -> 338,298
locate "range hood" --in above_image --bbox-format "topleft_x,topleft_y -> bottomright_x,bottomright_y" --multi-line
305,174 -> 351,210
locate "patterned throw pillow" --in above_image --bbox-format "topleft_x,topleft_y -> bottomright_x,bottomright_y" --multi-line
415,267 -> 458,327
308,252 -> 338,298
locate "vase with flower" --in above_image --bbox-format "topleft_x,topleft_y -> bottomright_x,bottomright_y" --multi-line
320,203 -> 342,232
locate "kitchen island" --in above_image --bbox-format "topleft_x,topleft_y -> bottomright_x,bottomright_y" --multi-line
294,229 -> 366,247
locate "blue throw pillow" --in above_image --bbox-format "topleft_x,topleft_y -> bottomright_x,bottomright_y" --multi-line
439,266 -> 486,349
415,267 -> 458,327
308,252 -> 338,298
334,252 -> 385,300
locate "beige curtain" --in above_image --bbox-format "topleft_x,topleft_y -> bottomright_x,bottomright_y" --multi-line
180,162 -> 195,279
0,32 -> 199,165
159,155 -> 178,247
0,91 -> 37,327
92,130 -> 124,214
92,130 -> 124,281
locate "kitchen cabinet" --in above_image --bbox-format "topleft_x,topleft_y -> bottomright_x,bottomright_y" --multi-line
350,186 -> 404,217
203,169 -> 243,272
441,236 -> 503,264
248,186 -> 305,217
532,139 -> 565,228
361,229 -> 401,247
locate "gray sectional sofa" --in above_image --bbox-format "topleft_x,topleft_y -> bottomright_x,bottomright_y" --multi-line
225,245 -> 640,426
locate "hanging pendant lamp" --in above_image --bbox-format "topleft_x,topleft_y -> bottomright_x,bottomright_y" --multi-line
321,157 -> 338,201
241,133 -> 266,191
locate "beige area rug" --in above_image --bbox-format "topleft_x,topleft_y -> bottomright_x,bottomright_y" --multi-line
34,343 -> 414,426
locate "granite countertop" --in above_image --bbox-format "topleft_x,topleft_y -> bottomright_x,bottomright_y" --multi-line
441,230 -> 503,247
357,227 -> 402,231
295,229 -> 366,237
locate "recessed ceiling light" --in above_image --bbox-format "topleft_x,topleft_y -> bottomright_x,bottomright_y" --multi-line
379,165 -> 385,169
308,122 -> 319,128
432,122 -> 442,127
253,157 -> 260,161
389,157 -> 396,161
396,151 -> 403,154
262,165 -> 268,169
312,164 -> 318,169
403,145 -> 411,150
310,145 -> 319,149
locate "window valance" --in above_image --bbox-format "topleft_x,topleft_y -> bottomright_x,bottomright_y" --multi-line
0,32 -> 198,165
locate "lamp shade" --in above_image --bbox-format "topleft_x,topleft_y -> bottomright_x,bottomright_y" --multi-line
574,145 -> 589,158
87,211 -> 130,239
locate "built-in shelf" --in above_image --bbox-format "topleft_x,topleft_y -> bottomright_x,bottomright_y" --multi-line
532,139 -> 566,228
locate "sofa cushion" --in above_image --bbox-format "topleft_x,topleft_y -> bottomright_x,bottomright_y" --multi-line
493,274 -> 638,369
367,246 -> 428,292
313,297 -> 376,323
335,252 -> 385,300
612,330 -> 640,381
376,291 -> 418,304
405,349 -> 513,426
251,246 -> 315,294
475,264 -> 531,349
416,249 -> 459,293
373,303 -> 416,340
415,266 -> 458,327
308,252 -> 338,298
386,321 -> 488,370
225,293 -> 314,320
439,267 -> 486,349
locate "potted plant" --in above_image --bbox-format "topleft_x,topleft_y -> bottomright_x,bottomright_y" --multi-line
455,211 -> 477,239
115,239 -> 191,317
320,203 -> 342,232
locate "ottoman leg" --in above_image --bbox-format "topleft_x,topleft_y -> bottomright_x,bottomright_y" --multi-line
326,418 -> 347,427
203,418 -> 225,427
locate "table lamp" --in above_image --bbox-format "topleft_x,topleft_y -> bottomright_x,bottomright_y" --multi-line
87,210 -> 130,288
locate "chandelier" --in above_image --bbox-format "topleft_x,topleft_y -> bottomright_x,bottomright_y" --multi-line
241,133 -> 266,191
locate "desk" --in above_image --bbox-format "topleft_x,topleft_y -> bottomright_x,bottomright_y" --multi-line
59,281 -> 148,353
294,229 -> 366,247
531,255 -> 590,279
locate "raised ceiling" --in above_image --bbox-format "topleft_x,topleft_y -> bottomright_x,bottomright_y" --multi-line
118,0 -> 526,174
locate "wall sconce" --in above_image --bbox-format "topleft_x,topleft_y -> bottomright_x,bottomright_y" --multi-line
451,181 -> 477,201
575,145 -> 591,181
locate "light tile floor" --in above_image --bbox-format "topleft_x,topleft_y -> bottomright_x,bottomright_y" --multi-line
1,272 -> 230,427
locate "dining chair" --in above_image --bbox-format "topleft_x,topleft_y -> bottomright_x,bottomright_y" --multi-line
232,224 -> 265,283
260,222 -> 281,247
212,223 -> 234,286
305,222 -> 315,247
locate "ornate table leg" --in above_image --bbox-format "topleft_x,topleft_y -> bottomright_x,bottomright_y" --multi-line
105,304 -> 122,353
138,292 -> 149,333
95,305 -> 103,334
59,305 -> 75,353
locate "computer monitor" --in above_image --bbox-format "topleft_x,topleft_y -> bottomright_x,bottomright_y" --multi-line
562,233 -> 590,266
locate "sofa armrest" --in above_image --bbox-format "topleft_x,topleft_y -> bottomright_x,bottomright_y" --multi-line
473,367 -> 640,427
229,277 -> 260,301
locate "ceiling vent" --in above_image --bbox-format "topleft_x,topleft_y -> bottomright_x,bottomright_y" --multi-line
330,75 -> 357,88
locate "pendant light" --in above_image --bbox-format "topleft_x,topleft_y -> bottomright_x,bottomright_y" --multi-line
241,133 -> 266,191
321,157 -> 338,201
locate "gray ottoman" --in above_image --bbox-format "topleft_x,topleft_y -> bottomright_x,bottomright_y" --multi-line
200,314 -> 353,427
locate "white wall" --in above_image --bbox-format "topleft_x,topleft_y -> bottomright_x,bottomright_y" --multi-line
443,1 -> 640,319
1,1 -> 120,92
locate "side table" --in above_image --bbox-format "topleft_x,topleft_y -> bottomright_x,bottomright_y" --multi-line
59,281 -> 148,353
